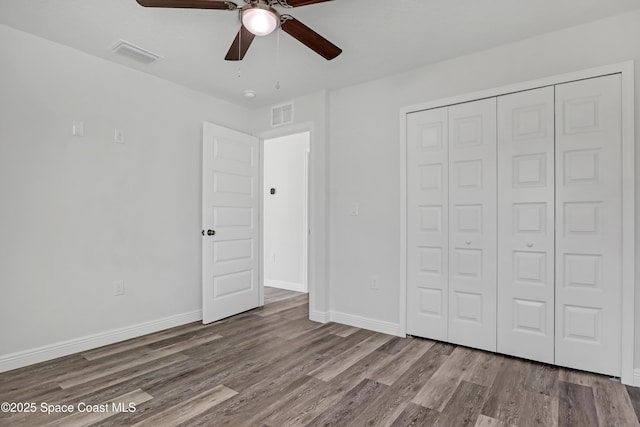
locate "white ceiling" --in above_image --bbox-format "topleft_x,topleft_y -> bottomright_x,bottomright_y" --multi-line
1,0 -> 639,108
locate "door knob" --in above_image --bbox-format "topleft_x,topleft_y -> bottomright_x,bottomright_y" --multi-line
526,242 -> 533,248
202,229 -> 216,236
465,240 -> 472,245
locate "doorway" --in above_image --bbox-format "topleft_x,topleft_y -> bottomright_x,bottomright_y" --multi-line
262,131 -> 310,294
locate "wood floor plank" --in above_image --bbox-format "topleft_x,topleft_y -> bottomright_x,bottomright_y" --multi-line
255,295 -> 308,317
371,338 -> 434,386
475,414 -> 505,427
45,388 -> 153,427
592,378 -> 640,427
2,359 -> 194,426
626,385 -> 640,424
465,351 -> 504,387
264,286 -> 303,304
526,363 -> 559,397
261,350 -> 393,425
349,342 -> 452,426
248,376 -> 329,427
481,357 -> 528,425
437,380 -> 488,427
377,336 -> 415,355
0,354 -> 92,399
1,290 -> 635,427
58,333 -> 221,389
52,353 -> 188,401
274,317 -> 326,340
412,371 -> 461,411
328,348 -> 395,392
412,346 -> 477,410
102,337 -> 302,425
517,390 -> 558,427
389,402 -> 439,427
262,379 -> 342,427
177,348 -> 330,425
558,380 -> 598,427
329,323 -> 360,338
442,346 -> 481,378
131,385 -> 236,427
305,379 -> 388,427
558,368 -> 601,387
308,333 -> 392,381
80,322 -> 202,361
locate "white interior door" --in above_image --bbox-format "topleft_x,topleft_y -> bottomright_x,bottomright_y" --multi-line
202,122 -> 260,324
497,86 -> 555,363
448,98 -> 497,352
555,75 -> 622,376
406,107 -> 449,340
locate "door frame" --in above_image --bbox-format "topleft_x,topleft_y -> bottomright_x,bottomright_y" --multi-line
262,130 -> 311,294
257,123 -> 313,306
399,61 -> 635,385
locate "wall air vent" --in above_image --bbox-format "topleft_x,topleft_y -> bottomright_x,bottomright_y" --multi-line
271,102 -> 294,127
110,40 -> 163,64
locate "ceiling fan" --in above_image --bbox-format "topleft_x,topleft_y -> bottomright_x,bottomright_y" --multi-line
135,0 -> 342,61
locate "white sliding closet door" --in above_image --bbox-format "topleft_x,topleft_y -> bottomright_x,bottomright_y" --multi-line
555,75 -> 622,376
497,87 -> 555,363
448,98 -> 497,352
406,107 -> 449,340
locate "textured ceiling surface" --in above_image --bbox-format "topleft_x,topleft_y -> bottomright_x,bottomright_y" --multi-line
1,0 -> 639,107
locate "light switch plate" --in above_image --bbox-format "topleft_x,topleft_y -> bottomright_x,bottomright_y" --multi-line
114,129 -> 125,144
72,121 -> 84,137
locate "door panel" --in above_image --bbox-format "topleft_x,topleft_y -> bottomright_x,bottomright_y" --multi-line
448,98 -> 497,352
406,107 -> 449,340
497,86 -> 555,363
203,122 -> 260,324
555,75 -> 622,376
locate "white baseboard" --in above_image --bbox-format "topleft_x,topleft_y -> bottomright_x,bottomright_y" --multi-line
330,311 -> 402,337
0,310 -> 202,373
633,369 -> 640,387
310,310 -> 330,323
265,279 -> 307,293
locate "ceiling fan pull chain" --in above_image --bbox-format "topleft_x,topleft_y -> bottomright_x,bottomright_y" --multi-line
275,26 -> 281,89
237,25 -> 242,78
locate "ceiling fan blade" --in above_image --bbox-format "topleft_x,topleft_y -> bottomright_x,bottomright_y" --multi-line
280,0 -> 333,7
136,0 -> 236,10
225,26 -> 256,61
280,16 -> 342,60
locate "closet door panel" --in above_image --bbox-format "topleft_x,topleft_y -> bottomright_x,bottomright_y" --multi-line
448,98 -> 497,351
497,87 -> 555,363
555,74 -> 622,376
406,107 -> 449,340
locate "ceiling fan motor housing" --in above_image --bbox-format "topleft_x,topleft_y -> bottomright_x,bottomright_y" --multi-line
242,0 -> 280,36
135,0 -> 341,61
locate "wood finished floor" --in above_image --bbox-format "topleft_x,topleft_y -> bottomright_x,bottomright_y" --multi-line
1,287 -> 639,427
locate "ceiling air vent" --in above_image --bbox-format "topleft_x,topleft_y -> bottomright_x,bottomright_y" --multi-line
110,40 -> 163,64
271,102 -> 294,127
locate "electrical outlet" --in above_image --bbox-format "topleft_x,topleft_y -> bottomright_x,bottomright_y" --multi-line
350,203 -> 359,216
370,275 -> 379,290
113,280 -> 125,296
271,253 -> 276,263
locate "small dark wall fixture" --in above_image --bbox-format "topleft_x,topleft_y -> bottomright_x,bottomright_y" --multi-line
270,188 -> 276,195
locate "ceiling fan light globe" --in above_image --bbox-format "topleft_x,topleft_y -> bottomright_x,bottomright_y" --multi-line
242,8 -> 278,36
